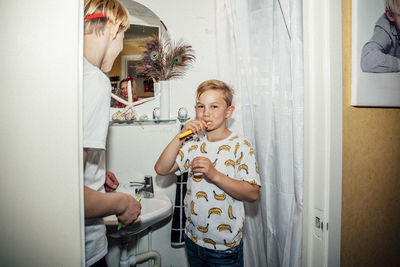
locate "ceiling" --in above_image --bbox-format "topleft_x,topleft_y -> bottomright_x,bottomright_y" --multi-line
125,24 -> 159,41
120,0 -> 162,40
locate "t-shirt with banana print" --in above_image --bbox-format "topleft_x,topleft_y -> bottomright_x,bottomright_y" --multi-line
175,132 -> 261,250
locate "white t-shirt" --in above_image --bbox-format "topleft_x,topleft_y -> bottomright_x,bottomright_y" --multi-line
176,132 -> 261,250
83,57 -> 111,266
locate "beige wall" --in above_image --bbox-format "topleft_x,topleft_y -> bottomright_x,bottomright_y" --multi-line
342,0 -> 400,266
108,40 -> 145,78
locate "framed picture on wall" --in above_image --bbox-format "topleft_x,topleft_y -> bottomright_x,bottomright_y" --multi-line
352,0 -> 400,107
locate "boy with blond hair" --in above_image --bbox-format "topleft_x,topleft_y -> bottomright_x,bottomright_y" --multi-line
83,0 -> 141,266
361,0 -> 400,73
155,79 -> 261,266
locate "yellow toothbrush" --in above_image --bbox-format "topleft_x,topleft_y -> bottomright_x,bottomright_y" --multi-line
179,122 -> 211,139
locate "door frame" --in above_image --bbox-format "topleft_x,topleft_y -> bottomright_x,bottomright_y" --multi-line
303,0 -> 343,266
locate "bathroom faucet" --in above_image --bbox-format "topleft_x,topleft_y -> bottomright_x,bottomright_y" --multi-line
130,175 -> 154,198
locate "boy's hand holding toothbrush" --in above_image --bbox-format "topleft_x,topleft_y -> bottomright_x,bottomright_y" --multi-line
116,194 -> 142,230
179,120 -> 211,139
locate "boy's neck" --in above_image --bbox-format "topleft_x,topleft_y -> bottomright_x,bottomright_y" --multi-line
206,127 -> 232,142
84,33 -> 108,69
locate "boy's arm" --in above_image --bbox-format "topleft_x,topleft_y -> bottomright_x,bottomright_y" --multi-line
191,156 -> 259,202
398,58 -> 400,72
210,173 -> 260,202
84,186 -> 140,219
83,149 -> 141,226
155,119 -> 208,175
360,26 -> 399,73
154,133 -> 182,175
155,119 -> 210,176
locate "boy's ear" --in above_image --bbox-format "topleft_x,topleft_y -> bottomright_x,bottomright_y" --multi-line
386,8 -> 396,22
109,21 -> 122,40
225,105 -> 235,118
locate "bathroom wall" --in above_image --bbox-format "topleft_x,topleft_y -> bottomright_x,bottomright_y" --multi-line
105,1 -> 217,266
342,0 -> 400,266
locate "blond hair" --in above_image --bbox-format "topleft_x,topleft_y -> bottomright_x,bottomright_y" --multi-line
196,79 -> 234,106
84,0 -> 130,35
386,0 -> 400,13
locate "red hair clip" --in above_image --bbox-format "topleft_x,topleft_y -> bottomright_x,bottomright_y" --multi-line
84,13 -> 107,20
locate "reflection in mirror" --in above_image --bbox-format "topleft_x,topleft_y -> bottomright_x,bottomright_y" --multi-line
108,0 -> 168,108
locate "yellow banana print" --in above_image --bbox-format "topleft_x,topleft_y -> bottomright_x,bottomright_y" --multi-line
238,164 -> 249,174
256,165 -> 259,173
190,234 -> 198,243
229,135 -> 239,141
184,159 -> 190,170
224,159 -> 235,168
213,190 -> 226,200
228,205 -> 237,220
178,150 -> 184,161
212,158 -> 218,167
187,216 -> 195,226
189,145 -> 198,152
217,145 -> 231,154
184,201 -> 188,208
236,152 -> 243,165
244,140 -> 251,147
208,207 -> 223,218
217,224 -> 232,233
195,191 -> 208,201
249,147 -> 254,155
203,238 -> 216,249
192,175 -> 202,182
200,142 -> 207,153
187,188 -> 191,195
234,142 -> 240,157
197,223 -> 209,233
193,172 -> 203,178
224,239 -> 237,248
191,201 -> 198,216
249,179 -> 257,185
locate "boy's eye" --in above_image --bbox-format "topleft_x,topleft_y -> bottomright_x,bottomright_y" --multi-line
196,104 -> 204,109
211,105 -> 218,109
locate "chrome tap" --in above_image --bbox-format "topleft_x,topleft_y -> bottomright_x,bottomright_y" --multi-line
130,175 -> 154,198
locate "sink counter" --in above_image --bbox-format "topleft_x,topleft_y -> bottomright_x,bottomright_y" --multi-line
104,190 -> 172,238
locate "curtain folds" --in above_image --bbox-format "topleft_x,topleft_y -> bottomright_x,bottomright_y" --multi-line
215,1 -> 303,266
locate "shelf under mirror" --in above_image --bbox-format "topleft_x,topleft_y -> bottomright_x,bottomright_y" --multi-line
109,119 -> 177,126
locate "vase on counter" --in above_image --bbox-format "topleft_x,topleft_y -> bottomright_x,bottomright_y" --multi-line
154,80 -> 170,120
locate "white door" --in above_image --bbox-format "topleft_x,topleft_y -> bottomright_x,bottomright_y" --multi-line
0,0 -> 85,266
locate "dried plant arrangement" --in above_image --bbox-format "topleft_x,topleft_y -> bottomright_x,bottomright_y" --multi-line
137,35 -> 196,81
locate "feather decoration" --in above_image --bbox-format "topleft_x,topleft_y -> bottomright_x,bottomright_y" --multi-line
165,39 -> 195,80
138,35 -> 166,79
137,35 -> 195,81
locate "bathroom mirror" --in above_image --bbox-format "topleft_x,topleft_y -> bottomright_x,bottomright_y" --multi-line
109,0 -> 169,108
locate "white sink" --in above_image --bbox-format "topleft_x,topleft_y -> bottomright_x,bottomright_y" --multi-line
104,189 -> 172,238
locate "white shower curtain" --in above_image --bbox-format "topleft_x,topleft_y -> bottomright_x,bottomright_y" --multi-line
215,0 -> 303,266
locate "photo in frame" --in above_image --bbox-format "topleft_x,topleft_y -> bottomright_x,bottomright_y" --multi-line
352,0 -> 400,107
